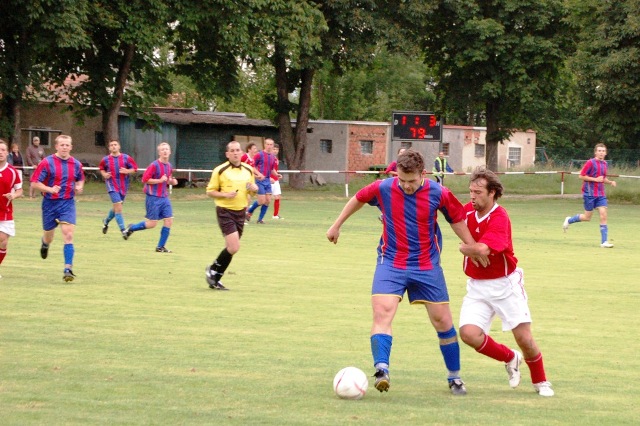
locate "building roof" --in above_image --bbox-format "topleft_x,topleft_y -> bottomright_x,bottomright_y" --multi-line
148,108 -> 276,128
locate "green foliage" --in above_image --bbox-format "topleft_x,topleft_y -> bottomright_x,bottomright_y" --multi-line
311,47 -> 436,121
568,0 -> 640,148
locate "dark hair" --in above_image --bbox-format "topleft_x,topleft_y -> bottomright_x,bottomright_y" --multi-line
246,143 -> 256,151
396,149 -> 424,174
470,167 -> 503,199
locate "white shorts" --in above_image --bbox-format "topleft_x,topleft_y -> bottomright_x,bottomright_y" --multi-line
459,267 -> 532,333
271,180 -> 282,196
0,220 -> 16,237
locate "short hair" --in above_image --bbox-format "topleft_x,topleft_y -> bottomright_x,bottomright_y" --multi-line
109,139 -> 120,144
594,143 -> 607,153
226,141 -> 241,151
246,142 -> 256,151
55,134 -> 72,145
273,143 -> 280,149
470,167 -> 504,199
396,149 -> 425,174
11,142 -> 19,150
0,139 -> 8,150
32,136 -> 40,143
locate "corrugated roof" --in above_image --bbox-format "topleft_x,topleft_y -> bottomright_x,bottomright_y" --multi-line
147,108 -> 276,128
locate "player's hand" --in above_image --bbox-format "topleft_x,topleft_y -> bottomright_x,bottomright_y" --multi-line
76,185 -> 84,194
595,176 -> 604,183
326,226 -> 340,244
50,185 -> 61,194
470,255 -> 490,268
610,180 -> 617,187
118,167 -> 129,174
3,192 -> 14,201
104,172 -> 112,179
227,191 -> 238,199
160,175 -> 168,182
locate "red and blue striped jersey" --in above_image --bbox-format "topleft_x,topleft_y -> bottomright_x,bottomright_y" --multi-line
253,151 -> 277,181
31,154 -> 84,200
99,154 -> 138,195
580,158 -> 608,196
356,177 -> 466,270
142,160 -> 172,198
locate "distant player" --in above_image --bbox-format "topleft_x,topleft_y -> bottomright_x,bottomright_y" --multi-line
245,138 -> 278,224
563,143 -> 617,247
0,139 -> 24,278
205,141 -> 258,290
31,135 -> 85,282
270,143 -> 284,219
327,149 -> 483,396
383,148 -> 406,177
124,142 -> 178,253
458,167 -> 554,397
99,139 -> 138,238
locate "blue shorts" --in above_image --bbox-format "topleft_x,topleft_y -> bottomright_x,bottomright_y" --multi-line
108,191 -> 126,204
145,195 -> 173,221
42,198 -> 76,231
583,195 -> 607,211
372,262 -> 449,304
256,179 -> 272,195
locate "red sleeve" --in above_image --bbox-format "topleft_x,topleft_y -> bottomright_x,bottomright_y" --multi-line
439,186 -> 466,223
99,158 -> 107,171
479,208 -> 511,254
355,180 -> 382,204
142,163 -> 156,183
580,160 -> 592,177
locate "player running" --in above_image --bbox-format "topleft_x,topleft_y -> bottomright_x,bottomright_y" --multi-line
0,139 -> 24,278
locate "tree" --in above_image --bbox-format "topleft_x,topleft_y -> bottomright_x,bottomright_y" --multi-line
569,0 -> 640,149
311,47 -> 436,122
0,0 -> 90,144
415,0 -> 573,171
49,0 -> 175,141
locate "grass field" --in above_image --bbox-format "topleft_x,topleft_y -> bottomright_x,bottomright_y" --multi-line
2,182 -> 640,425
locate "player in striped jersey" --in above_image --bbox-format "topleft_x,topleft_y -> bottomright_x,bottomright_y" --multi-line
245,138 -> 278,224
327,149 -> 484,396
31,135 -> 85,282
99,140 -> 138,238
0,139 -> 24,278
563,143 -> 617,247
124,142 -> 178,252
458,167 -> 553,397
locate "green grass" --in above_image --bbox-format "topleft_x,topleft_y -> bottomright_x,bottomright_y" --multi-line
2,182 -> 640,424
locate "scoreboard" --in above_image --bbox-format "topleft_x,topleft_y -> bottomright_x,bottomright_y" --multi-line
392,111 -> 442,141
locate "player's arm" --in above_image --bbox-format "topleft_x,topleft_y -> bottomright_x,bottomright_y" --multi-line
451,221 -> 490,267
326,196 -> 366,244
604,177 -> 617,187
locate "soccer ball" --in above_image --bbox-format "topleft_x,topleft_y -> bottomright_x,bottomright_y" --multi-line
333,367 -> 368,400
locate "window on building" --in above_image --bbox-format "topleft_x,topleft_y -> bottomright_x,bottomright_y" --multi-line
95,132 -> 105,147
320,139 -> 333,154
360,140 -> 373,155
474,144 -> 485,158
29,130 -> 51,147
442,143 -> 450,156
508,147 -> 522,167
400,141 -> 412,149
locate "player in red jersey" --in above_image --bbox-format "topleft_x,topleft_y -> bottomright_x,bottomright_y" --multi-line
327,150 -> 485,396
0,139 -> 24,278
458,167 -> 554,397
563,143 -> 617,247
270,143 -> 284,219
383,148 -> 406,177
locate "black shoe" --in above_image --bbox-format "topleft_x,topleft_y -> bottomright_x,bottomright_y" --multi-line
63,269 -> 76,282
123,226 -> 133,240
374,369 -> 390,392
102,220 -> 109,234
155,246 -> 172,253
206,265 -> 228,290
449,378 -> 467,396
40,242 -> 49,259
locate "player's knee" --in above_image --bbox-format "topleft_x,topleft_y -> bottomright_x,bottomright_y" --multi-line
459,325 -> 482,347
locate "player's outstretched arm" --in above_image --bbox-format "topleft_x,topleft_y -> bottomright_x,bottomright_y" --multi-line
327,197 -> 365,244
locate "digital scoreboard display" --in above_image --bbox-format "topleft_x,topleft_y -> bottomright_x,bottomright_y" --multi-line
392,111 -> 441,141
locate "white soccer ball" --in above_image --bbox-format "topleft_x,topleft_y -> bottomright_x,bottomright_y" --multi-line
333,367 -> 368,400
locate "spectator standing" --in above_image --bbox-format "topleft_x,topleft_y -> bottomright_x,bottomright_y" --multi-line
433,151 -> 454,185
26,136 -> 46,198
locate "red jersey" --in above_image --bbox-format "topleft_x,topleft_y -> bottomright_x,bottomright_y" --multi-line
241,153 -> 255,167
0,163 -> 23,221
462,202 -> 517,279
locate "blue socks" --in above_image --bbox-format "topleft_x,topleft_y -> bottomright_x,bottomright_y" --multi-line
258,204 -> 268,221
568,214 -> 581,224
63,243 -> 74,266
371,334 -> 392,371
437,326 -> 461,380
130,221 -> 147,232
115,213 -> 125,231
248,201 -> 259,214
600,225 -> 608,243
105,209 -> 115,224
158,226 -> 170,248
